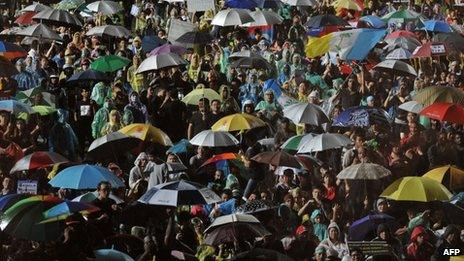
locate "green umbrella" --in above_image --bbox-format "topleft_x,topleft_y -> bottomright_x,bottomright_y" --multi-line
381,9 -> 424,23
91,55 -> 131,72
55,0 -> 85,10
280,133 -> 316,151
32,105 -> 57,116
16,87 -> 56,107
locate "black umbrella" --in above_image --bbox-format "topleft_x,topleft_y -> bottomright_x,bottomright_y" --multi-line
230,248 -> 294,261
0,56 -> 18,77
230,56 -> 271,70
305,14 -> 350,28
141,35 -> 166,53
432,33 -> 464,52
86,132 -> 141,161
67,69 -> 110,83
235,199 -> 276,214
176,31 -> 213,44
32,9 -> 83,28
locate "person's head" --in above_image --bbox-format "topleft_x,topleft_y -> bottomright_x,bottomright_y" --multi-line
444,225 -> 459,244
136,152 -> 148,168
214,170 -> 224,181
328,222 -> 340,242
354,134 -> 364,148
198,98 -> 210,113
109,110 -> 121,124
2,176 -> 13,190
50,74 -> 59,85
221,189 -> 232,201
314,246 -> 327,261
133,36 -> 142,48
438,131 -> 447,143
455,133 -> 463,145
129,91 -> 140,103
308,90 -> 320,104
312,187 -> 322,200
264,90 -> 274,102
15,119 -> 26,131
210,99 -> 220,113
81,88 -> 90,99
0,111 -> 9,127
283,193 -> 294,207
350,248 -> 364,261
196,146 -> 205,157
243,100 -> 254,114
97,181 -> 111,199
366,96 -> 375,107
15,59 -> 25,72
282,169 -> 293,184
377,224 -> 391,241
412,226 -> 426,245
166,153 -> 178,163
132,55 -> 141,67
376,198 -> 388,213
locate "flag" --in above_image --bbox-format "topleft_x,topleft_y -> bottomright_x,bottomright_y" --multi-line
305,28 -> 386,61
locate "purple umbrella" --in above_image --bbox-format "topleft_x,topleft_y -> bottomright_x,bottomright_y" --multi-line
149,43 -> 187,56
348,213 -> 397,241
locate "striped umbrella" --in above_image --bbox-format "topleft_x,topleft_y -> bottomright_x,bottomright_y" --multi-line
281,133 -> 316,151
10,151 -> 69,174
0,41 -> 26,60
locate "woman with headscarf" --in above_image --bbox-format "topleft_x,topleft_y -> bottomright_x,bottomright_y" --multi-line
101,110 -> 124,136
407,226 -> 435,261
127,152 -> 154,201
127,55 -> 145,94
123,91 -> 148,125
218,84 -> 239,115
318,222 -> 349,259
188,53 -> 201,83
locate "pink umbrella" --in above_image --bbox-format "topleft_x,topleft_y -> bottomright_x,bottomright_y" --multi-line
10,151 -> 69,174
149,43 -> 187,56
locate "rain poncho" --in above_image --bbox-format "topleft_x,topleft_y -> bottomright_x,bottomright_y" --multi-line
90,82 -> 111,106
49,109 -> 78,161
219,85 -> 240,114
91,101 -> 112,138
238,74 -> 262,105
12,70 -> 40,91
100,110 -> 124,136
318,222 -> 349,259
123,91 -> 148,125
311,209 -> 328,242
126,63 -> 145,94
129,152 -> 154,189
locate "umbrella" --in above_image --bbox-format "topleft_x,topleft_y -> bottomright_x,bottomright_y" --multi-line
91,55 -> 130,72
9,151 -> 69,174
198,153 -> 246,178
212,9 -> 254,27
229,50 -> 257,59
0,100 -> 34,114
33,9 -> 83,27
190,130 -> 239,147
398,100 -> 424,114
337,163 -> 391,180
274,166 -> 304,176
230,56 -> 271,70
333,0 -> 362,11
211,113 -> 266,132
87,0 -> 122,15
67,69 -> 110,82
42,200 -> 98,221
230,248 -> 294,261
282,0 -> 317,6
332,106 -> 391,127
242,10 -> 283,27
72,191 -> 124,204
432,33 -> 464,52
306,14 -> 350,28
0,194 -> 29,212
381,9 -> 422,23
21,2 -> 51,12
419,102 -> 464,125
204,213 -> 270,245
136,53 -> 187,73
297,133 -> 352,153
251,150 -> 302,168
49,164 -> 125,189
176,31 -> 213,45
226,0 -> 259,9
56,0 -> 85,10
15,23 -> 62,41
16,87 -> 56,107
451,192 -> 464,208
359,15 -> 386,28
373,59 -> 417,77
94,249 -> 134,261
385,30 -> 416,39
138,180 -> 221,206
87,132 -> 141,160
385,47 -> 412,60
348,213 -> 397,241
235,200 -> 276,214
411,42 -> 451,58
421,20 -> 452,33
283,102 -> 329,126
141,35 -> 166,53
31,105 -> 57,116
119,124 -> 173,146
14,12 -> 37,26
384,37 -> 421,51
422,165 -> 464,191
149,43 -> 186,56
380,176 -> 452,202
86,25 -> 130,38
181,87 -> 221,105
167,139 -> 191,154
0,56 -> 18,77
281,133 -> 316,151
200,153 -> 240,167
255,0 -> 283,8
413,86 -> 464,106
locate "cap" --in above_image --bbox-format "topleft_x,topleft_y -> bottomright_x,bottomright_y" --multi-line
63,64 -> 74,69
264,89 -> 274,95
50,74 -> 59,78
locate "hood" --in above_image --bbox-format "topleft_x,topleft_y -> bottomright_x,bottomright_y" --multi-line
410,226 -> 427,242
442,225 -> 459,240
134,152 -> 148,166
219,85 -> 230,101
311,209 -> 323,222
328,221 -> 340,233
241,99 -> 254,112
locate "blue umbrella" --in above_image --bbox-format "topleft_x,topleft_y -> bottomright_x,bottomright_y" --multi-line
0,194 -> 29,212
167,139 -> 191,154
42,200 -> 98,220
359,15 -> 386,29
49,164 -> 125,190
94,249 -> 134,261
254,0 -> 283,8
263,79 -> 282,97
333,107 -> 391,127
421,20 -> 452,33
348,213 -> 397,241
0,100 -> 34,114
226,0 -> 259,9
141,35 -> 166,53
67,69 -> 110,82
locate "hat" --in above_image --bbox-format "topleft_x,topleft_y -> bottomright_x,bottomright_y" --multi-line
63,64 -> 74,69
50,74 -> 59,78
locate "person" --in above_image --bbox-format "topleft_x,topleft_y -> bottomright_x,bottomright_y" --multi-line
12,59 -> 39,91
218,84 -> 239,115
49,109 -> 78,161
433,225 -> 464,261
100,110 -> 124,136
407,226 -> 435,261
318,222 -> 349,259
427,131 -> 459,168
187,98 -> 213,140
128,152 -> 152,199
274,169 -> 294,203
123,91 -> 148,125
158,88 -> 187,142
311,209 -> 328,242
127,55 -> 145,93
91,81 -> 111,107
91,99 -> 113,139
371,224 -> 404,260
74,88 -> 97,154
1,176 -> 14,195
89,181 -> 119,238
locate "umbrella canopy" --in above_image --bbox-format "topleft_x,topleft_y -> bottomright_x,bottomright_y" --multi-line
332,106 -> 391,127
359,15 -> 386,28
432,33 -> 464,52
14,12 -> 37,26
0,56 -> 18,77
87,0 -> 122,15
67,69 -> 110,82
398,100 -> 424,114
283,102 -> 329,126
423,165 -> 464,191
230,248 -> 294,261
235,200 -> 276,214
49,164 -> 125,189
373,59 -> 417,77
212,8 -> 254,27
297,133 -> 352,153
242,10 -> 283,27
385,47 -> 412,60
94,249 -> 134,261
384,37 -> 421,51
190,130 -> 239,147
91,55 -> 130,72
281,133 -> 316,151
229,49 -> 257,59
337,163 -> 391,180
141,35 -> 166,53
385,30 -> 416,39
226,0 -> 259,9
56,0 -> 85,10
230,56 -> 271,70
31,105 -> 57,116
421,20 -> 452,33
16,87 -> 56,107
381,9 -> 422,22
42,200 -> 98,221
306,14 -> 350,28
181,87 -> 221,105
348,213 -> 397,241
87,132 -> 141,159
119,124 -> 173,146
419,102 -> 464,124
451,192 -> 464,208
10,151 -> 69,174
0,100 -> 34,115
21,2 -> 51,12
136,53 -> 186,73
200,153 -> 241,168
72,191 -> 124,204
413,86 -> 464,106
211,113 -> 266,132
33,9 -> 82,27
138,180 -> 221,207
380,176 -> 452,202
333,0 -> 363,11
176,31 -> 213,44
15,23 -> 62,41
86,25 -> 130,38
283,0 -> 317,6
412,42 -> 452,58
252,150 -> 302,168
167,139 -> 191,154
0,194 -> 29,212
149,43 -> 186,56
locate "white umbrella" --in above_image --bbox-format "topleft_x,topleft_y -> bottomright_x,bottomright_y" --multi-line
164,0 -> 184,2
33,9 -> 83,27
87,0 -> 123,15
21,2 -> 51,12
398,100 -> 424,114
337,163 -> 391,180
86,25 -> 130,38
384,37 -> 421,51
136,53 -> 187,73
282,0 -> 317,6
283,102 -> 330,126
73,191 -> 124,204
16,23 -> 62,41
212,9 -> 254,27
190,130 -> 239,147
385,47 -> 412,60
297,133 -> 352,153
373,59 -> 417,77
242,10 -> 283,27
229,50 -> 257,59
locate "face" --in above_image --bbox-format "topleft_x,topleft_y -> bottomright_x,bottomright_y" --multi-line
351,251 -> 363,261
134,40 -> 141,48
211,101 -> 220,112
377,202 -> 387,213
139,157 -> 148,168
312,188 -> 321,199
417,234 -> 424,244
245,105 -> 253,114
0,113 -> 8,126
166,154 -> 177,163
265,93 -> 274,102
329,227 -> 339,241
98,183 -> 110,198
355,136 -> 364,147
2,177 -> 12,189
455,134 -> 462,145
130,94 -> 138,103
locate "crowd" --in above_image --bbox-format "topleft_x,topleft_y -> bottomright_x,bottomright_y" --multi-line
0,0 -> 464,260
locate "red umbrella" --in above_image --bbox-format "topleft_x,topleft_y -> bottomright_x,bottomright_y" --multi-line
420,102 -> 464,124
200,153 -> 240,168
385,30 -> 416,39
14,12 -> 37,25
412,42 -> 450,58
10,151 -> 69,174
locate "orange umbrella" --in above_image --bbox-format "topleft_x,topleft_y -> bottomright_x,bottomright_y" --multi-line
14,12 -> 37,26
420,102 -> 464,124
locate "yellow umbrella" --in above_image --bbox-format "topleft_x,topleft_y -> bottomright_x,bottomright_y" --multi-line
119,124 -> 173,146
451,256 -> 464,261
380,176 -> 452,202
211,113 -> 266,132
182,87 -> 221,105
423,165 -> 464,191
333,0 -> 363,11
